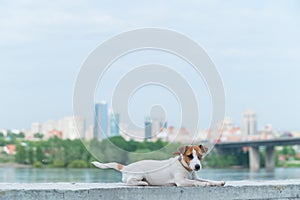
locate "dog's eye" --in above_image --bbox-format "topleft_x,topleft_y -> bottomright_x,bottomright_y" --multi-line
187,154 -> 193,159
198,155 -> 203,159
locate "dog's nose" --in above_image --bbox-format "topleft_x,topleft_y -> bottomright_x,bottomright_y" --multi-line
195,164 -> 200,170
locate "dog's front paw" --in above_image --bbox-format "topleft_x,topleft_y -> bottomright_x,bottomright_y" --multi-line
207,181 -> 225,187
207,182 -> 217,187
137,181 -> 149,186
214,181 -> 225,186
220,181 -> 225,186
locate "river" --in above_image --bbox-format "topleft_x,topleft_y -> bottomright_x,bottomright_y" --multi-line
1,167 -> 300,183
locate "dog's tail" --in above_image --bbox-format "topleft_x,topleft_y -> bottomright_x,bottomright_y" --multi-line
91,161 -> 124,171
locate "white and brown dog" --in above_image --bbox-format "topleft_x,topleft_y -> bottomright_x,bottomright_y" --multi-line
92,144 -> 225,187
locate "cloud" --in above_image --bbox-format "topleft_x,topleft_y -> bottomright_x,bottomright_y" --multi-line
0,0 -> 129,44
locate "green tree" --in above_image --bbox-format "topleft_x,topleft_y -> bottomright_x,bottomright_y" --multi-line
36,146 -> 44,163
68,160 -> 88,168
28,148 -> 34,164
0,138 -> 7,146
15,144 -> 26,164
204,149 -> 247,168
282,146 -> 289,155
34,133 -> 44,139
287,147 -> 296,156
17,132 -> 25,138
52,160 -> 65,168
128,149 -> 169,163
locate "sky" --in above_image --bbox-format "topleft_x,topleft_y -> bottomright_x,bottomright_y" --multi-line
1,0 -> 300,131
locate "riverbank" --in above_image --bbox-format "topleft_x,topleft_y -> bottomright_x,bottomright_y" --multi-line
0,162 -> 31,168
1,161 -> 300,169
1,167 -> 300,183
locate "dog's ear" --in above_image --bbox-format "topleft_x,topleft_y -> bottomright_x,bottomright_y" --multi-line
199,144 -> 208,154
178,146 -> 189,155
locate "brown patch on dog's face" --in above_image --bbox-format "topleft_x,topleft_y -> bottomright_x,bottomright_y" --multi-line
181,146 -> 197,164
181,144 -> 208,164
183,146 -> 193,165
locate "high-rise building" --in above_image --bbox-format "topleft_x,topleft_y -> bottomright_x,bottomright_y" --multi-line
110,113 -> 120,137
31,122 -> 41,134
58,116 -> 85,140
27,122 -> 41,139
151,119 -> 161,137
41,120 -> 57,139
243,110 -> 257,136
151,119 -> 166,139
163,121 -> 168,129
94,101 -> 108,140
144,117 -> 152,140
216,117 -> 234,132
85,125 -> 94,141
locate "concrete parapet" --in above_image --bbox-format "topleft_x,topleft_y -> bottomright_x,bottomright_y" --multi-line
0,180 -> 299,200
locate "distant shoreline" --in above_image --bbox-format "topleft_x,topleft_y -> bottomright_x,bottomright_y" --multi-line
0,162 -> 31,168
1,162 -> 299,169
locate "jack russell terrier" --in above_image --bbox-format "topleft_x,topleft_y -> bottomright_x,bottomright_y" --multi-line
92,144 -> 225,187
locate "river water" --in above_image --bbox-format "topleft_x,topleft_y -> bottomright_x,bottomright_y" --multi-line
0,167 -> 300,183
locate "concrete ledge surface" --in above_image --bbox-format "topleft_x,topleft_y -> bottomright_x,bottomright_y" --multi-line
0,180 -> 300,200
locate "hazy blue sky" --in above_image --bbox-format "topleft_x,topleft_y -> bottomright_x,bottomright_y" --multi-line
1,0 -> 300,131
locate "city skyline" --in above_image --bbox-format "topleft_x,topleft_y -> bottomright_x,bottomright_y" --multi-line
2,108 -> 298,139
1,1 -> 300,131
2,108 -> 300,145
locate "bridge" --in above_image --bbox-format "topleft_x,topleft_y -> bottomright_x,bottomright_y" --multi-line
214,137 -> 300,171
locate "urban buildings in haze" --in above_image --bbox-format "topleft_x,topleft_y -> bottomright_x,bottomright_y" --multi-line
94,101 -> 108,140
144,117 -> 152,139
110,113 -> 120,137
58,116 -> 85,140
24,116 -> 85,140
144,117 -> 167,140
243,110 -> 257,136
93,101 -> 122,140
5,107 -> 300,143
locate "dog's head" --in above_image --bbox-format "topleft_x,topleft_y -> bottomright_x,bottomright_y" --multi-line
176,144 -> 208,171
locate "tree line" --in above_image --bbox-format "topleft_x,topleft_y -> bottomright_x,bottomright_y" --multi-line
12,136 -> 249,168
1,133 -> 297,168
